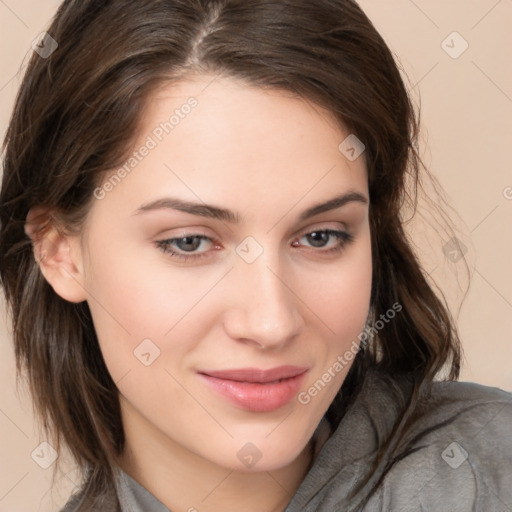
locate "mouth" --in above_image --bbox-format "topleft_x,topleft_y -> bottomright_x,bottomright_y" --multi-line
197,366 -> 309,412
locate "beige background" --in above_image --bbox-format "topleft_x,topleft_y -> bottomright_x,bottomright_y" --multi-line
1,1 -> 511,511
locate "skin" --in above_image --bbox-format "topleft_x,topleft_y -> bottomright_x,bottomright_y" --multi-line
26,73 -> 372,512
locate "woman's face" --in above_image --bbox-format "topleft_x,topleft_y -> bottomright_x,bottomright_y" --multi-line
77,74 -> 372,472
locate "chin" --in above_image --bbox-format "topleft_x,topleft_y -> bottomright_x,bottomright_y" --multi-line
205,432 -> 311,473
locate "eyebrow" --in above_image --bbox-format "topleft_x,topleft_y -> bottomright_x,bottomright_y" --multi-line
133,190 -> 368,223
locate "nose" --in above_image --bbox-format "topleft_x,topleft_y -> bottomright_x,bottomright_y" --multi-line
222,251 -> 304,350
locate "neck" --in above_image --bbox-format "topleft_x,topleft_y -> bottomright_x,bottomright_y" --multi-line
117,412 -> 319,512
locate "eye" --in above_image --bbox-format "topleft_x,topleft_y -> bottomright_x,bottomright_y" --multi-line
156,234 -> 217,261
292,229 -> 354,255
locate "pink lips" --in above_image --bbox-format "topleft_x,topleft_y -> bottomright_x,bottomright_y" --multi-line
198,365 -> 308,412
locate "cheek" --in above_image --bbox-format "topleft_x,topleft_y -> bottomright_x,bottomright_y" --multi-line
296,239 -> 372,415
81,239 -> 169,374
82,237 -> 221,381
298,234 -> 372,340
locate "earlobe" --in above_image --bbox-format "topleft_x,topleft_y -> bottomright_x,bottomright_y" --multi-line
25,206 -> 88,304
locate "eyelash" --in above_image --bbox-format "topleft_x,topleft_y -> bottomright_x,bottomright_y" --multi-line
155,229 -> 354,262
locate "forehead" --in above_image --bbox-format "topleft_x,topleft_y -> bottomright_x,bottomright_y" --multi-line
141,73 -> 352,156
92,74 -> 368,223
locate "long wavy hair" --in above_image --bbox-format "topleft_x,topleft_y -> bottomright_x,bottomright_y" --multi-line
0,0 -> 464,508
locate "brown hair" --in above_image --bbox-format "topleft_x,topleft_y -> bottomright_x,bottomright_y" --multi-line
0,0 -> 463,508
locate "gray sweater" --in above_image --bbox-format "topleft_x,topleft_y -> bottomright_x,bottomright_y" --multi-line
60,368 -> 512,511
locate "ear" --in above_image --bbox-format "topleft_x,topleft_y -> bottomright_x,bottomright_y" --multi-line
25,206 -> 88,303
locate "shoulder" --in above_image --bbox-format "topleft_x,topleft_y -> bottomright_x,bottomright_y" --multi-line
418,378 -> 512,437
58,483 -> 120,512
58,492 -> 83,512
368,379 -> 512,511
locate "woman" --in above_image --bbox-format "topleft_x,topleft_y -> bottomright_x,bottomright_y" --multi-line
1,0 -> 510,511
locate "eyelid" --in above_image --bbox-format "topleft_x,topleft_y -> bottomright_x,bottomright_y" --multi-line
155,225 -> 217,239
296,220 -> 347,235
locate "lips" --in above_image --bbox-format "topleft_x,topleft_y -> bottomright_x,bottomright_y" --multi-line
198,365 -> 309,412
200,366 -> 309,383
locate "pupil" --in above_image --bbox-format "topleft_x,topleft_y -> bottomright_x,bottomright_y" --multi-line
177,236 -> 201,251
307,231 -> 328,247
